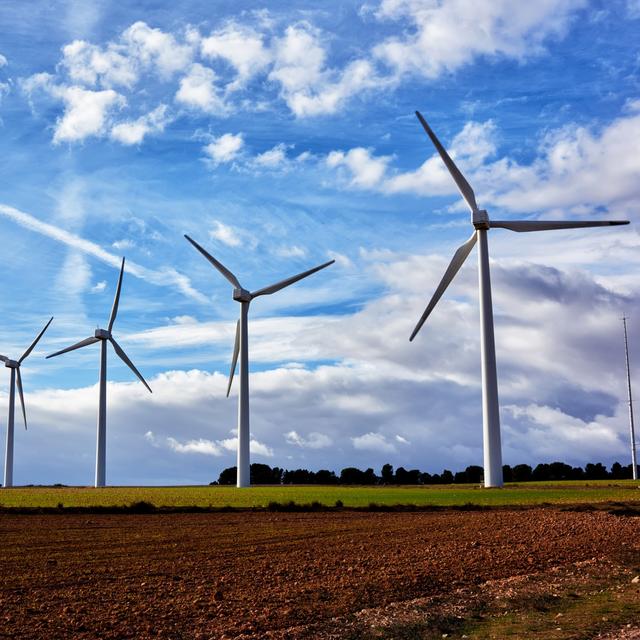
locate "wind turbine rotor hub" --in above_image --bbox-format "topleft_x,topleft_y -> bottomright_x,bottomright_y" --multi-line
4,359 -> 19,369
233,288 -> 252,302
472,210 -> 490,230
94,328 -> 111,339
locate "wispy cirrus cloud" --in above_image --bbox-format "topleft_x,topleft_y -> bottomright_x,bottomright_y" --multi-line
0,203 -> 206,302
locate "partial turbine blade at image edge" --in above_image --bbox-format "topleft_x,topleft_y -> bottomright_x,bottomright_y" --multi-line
184,235 -> 242,289
410,232 -> 478,342
108,257 -> 125,332
227,320 -> 240,398
489,220 -> 630,233
46,336 -> 100,359
0,355 -> 7,362
415,111 -> 479,214
109,337 -> 152,393
250,259 -> 335,298
19,316 -> 54,364
16,368 -> 27,430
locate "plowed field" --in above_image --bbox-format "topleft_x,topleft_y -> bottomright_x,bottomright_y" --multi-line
0,508 -> 638,638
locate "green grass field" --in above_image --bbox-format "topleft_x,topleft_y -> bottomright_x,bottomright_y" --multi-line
0,480 -> 639,509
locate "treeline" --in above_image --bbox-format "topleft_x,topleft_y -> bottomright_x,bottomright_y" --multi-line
214,461 -> 638,485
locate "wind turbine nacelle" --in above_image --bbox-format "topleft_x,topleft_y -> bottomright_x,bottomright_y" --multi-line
473,209 -> 490,230
233,288 -> 252,302
94,328 -> 111,339
4,359 -> 19,369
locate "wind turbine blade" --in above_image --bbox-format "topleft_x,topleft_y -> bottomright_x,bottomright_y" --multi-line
410,232 -> 478,342
184,235 -> 242,289
46,336 -> 100,359
250,259 -> 335,298
415,111 -> 479,214
0,355 -> 7,362
109,337 -> 152,393
226,320 -> 240,398
108,257 -> 125,332
19,316 -> 54,364
489,220 -> 630,233
16,368 -> 27,430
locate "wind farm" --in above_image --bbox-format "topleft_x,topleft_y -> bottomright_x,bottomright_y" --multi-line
1,1 -> 639,638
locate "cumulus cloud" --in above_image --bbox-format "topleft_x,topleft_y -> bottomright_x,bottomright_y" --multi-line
53,86 -> 125,144
175,63 -> 224,113
0,53 -> 7,67
200,23 -> 271,88
209,220 -> 241,247
352,432 -> 397,453
167,437 -> 224,456
203,132 -> 244,165
285,430 -> 332,449
326,112 -> 640,217
373,0 -> 587,78
110,104 -> 170,144
269,23 -> 383,117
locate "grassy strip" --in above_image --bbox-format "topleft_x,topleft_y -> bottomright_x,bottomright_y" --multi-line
351,559 -> 640,639
0,481 -> 639,509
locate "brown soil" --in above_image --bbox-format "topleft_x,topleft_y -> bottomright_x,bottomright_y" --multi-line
0,508 -> 638,639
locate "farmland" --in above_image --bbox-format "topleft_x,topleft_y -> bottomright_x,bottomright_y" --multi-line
1,479 -> 639,509
0,506 -> 639,639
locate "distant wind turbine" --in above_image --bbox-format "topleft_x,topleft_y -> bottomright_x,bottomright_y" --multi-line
622,316 -> 637,480
1,317 -> 53,488
46,257 -> 152,488
185,234 -> 334,487
410,110 -> 629,488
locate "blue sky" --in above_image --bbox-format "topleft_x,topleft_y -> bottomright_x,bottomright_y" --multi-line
0,0 -> 639,485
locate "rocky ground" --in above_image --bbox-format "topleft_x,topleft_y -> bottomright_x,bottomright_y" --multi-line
0,507 -> 638,638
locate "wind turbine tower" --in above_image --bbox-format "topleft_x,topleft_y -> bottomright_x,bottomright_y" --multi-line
46,258 -> 152,487
1,317 -> 53,487
185,235 -> 334,488
410,111 -> 629,488
623,316 -> 637,480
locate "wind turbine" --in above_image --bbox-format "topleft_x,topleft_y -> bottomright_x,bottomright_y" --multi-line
185,234 -> 334,488
409,110 -> 629,488
46,257 -> 152,487
622,316 -> 637,480
1,317 -> 53,487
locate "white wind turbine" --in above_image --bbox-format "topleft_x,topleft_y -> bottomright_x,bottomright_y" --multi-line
1,317 -> 54,487
410,111 -> 630,488
185,234 -> 334,488
46,258 -> 152,487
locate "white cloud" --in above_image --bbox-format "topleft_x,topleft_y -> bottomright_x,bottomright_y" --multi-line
269,23 -> 383,117
122,21 -> 193,78
274,245 -> 306,259
52,85 -> 125,144
61,39 -> 137,88
0,204 -> 206,302
0,53 -> 7,67
110,104 -> 171,145
209,220 -> 241,247
175,63 -> 224,113
90,280 -> 107,293
219,436 -> 274,457
253,143 -> 289,168
200,23 -> 271,88
327,147 -> 393,188
373,0 -> 587,79
203,132 -> 244,165
166,437 -> 223,456
112,239 -> 135,250
327,112 -> 640,217
285,430 -> 332,449
352,432 -> 397,453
